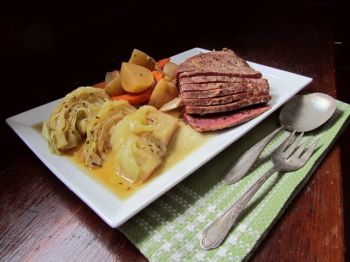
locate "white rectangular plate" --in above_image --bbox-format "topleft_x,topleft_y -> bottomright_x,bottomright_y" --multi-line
6,48 -> 312,227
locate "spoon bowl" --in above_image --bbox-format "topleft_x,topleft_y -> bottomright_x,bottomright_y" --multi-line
280,93 -> 336,132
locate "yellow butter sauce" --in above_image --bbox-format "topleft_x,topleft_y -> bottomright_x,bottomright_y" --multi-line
151,121 -> 212,177
36,120 -> 212,199
71,149 -> 138,199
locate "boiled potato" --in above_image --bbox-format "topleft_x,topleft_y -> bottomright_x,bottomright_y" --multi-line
128,49 -> 156,71
148,79 -> 178,109
163,62 -> 178,80
104,71 -> 125,96
120,62 -> 154,93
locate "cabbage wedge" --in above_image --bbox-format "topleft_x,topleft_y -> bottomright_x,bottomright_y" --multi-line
42,86 -> 109,153
83,100 -> 136,168
111,106 -> 178,184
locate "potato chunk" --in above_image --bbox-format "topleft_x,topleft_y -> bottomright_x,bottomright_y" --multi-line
104,71 -> 124,96
111,106 -> 178,184
128,49 -> 156,71
120,62 -> 154,93
148,79 -> 178,109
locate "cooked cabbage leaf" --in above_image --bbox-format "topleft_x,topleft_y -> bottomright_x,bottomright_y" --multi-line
83,100 -> 136,168
42,86 -> 109,153
111,105 -> 178,184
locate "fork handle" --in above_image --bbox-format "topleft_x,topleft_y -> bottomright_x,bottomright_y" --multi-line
222,126 -> 283,185
201,166 -> 277,250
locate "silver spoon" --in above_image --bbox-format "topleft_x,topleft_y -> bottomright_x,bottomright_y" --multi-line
222,92 -> 336,185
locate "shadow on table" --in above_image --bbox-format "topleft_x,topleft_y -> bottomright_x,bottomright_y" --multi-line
336,68 -> 350,262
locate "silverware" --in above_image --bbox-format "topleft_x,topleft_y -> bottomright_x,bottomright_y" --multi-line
222,93 -> 336,185
201,131 -> 319,250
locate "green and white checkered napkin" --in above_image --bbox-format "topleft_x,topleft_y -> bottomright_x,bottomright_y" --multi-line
120,100 -> 350,262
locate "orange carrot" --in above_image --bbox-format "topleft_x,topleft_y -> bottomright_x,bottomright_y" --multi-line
111,88 -> 153,105
93,81 -> 106,89
156,58 -> 170,69
152,70 -> 163,83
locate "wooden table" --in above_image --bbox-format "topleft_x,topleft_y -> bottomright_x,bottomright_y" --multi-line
1,4 -> 347,262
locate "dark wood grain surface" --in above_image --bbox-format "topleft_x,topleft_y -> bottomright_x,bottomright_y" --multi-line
1,3 -> 348,262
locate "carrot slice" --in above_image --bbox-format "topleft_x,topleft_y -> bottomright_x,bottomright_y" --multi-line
156,58 -> 171,69
152,70 -> 164,83
111,88 -> 153,105
93,81 -> 106,89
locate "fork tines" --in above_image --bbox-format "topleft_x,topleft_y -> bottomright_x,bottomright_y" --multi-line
281,131 -> 319,160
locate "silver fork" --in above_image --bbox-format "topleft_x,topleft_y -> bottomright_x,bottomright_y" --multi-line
200,131 -> 319,250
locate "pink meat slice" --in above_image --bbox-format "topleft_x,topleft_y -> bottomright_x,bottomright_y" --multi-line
183,106 -> 271,132
176,49 -> 262,81
184,95 -> 271,115
180,88 -> 241,99
179,80 -> 269,92
180,83 -> 269,99
181,92 -> 254,106
178,68 -> 262,79
177,50 -> 249,73
179,75 -> 268,85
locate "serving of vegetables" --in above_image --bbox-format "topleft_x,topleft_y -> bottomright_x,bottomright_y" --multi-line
43,48 -> 183,185
95,48 -> 179,108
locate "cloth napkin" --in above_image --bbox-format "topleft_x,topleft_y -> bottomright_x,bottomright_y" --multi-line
120,100 -> 350,262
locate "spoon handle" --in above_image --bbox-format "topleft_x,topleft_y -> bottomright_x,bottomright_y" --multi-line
201,166 -> 277,249
222,126 -> 283,185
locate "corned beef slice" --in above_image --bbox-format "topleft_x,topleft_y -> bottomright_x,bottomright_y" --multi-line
184,106 -> 272,132
179,80 -> 269,92
181,92 -> 254,106
176,49 -> 262,80
180,83 -> 269,99
176,50 -> 249,73
179,75 -> 269,85
178,68 -> 262,79
184,95 -> 271,115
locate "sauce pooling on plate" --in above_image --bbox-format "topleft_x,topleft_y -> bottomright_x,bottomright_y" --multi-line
67,121 -> 211,199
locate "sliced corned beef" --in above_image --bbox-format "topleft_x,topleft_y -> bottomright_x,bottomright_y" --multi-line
179,80 -> 269,92
184,95 -> 271,115
178,68 -> 262,79
180,83 -> 269,99
176,50 -> 249,74
183,106 -> 271,132
181,92 -> 254,106
176,48 -> 271,132
179,75 -> 268,85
